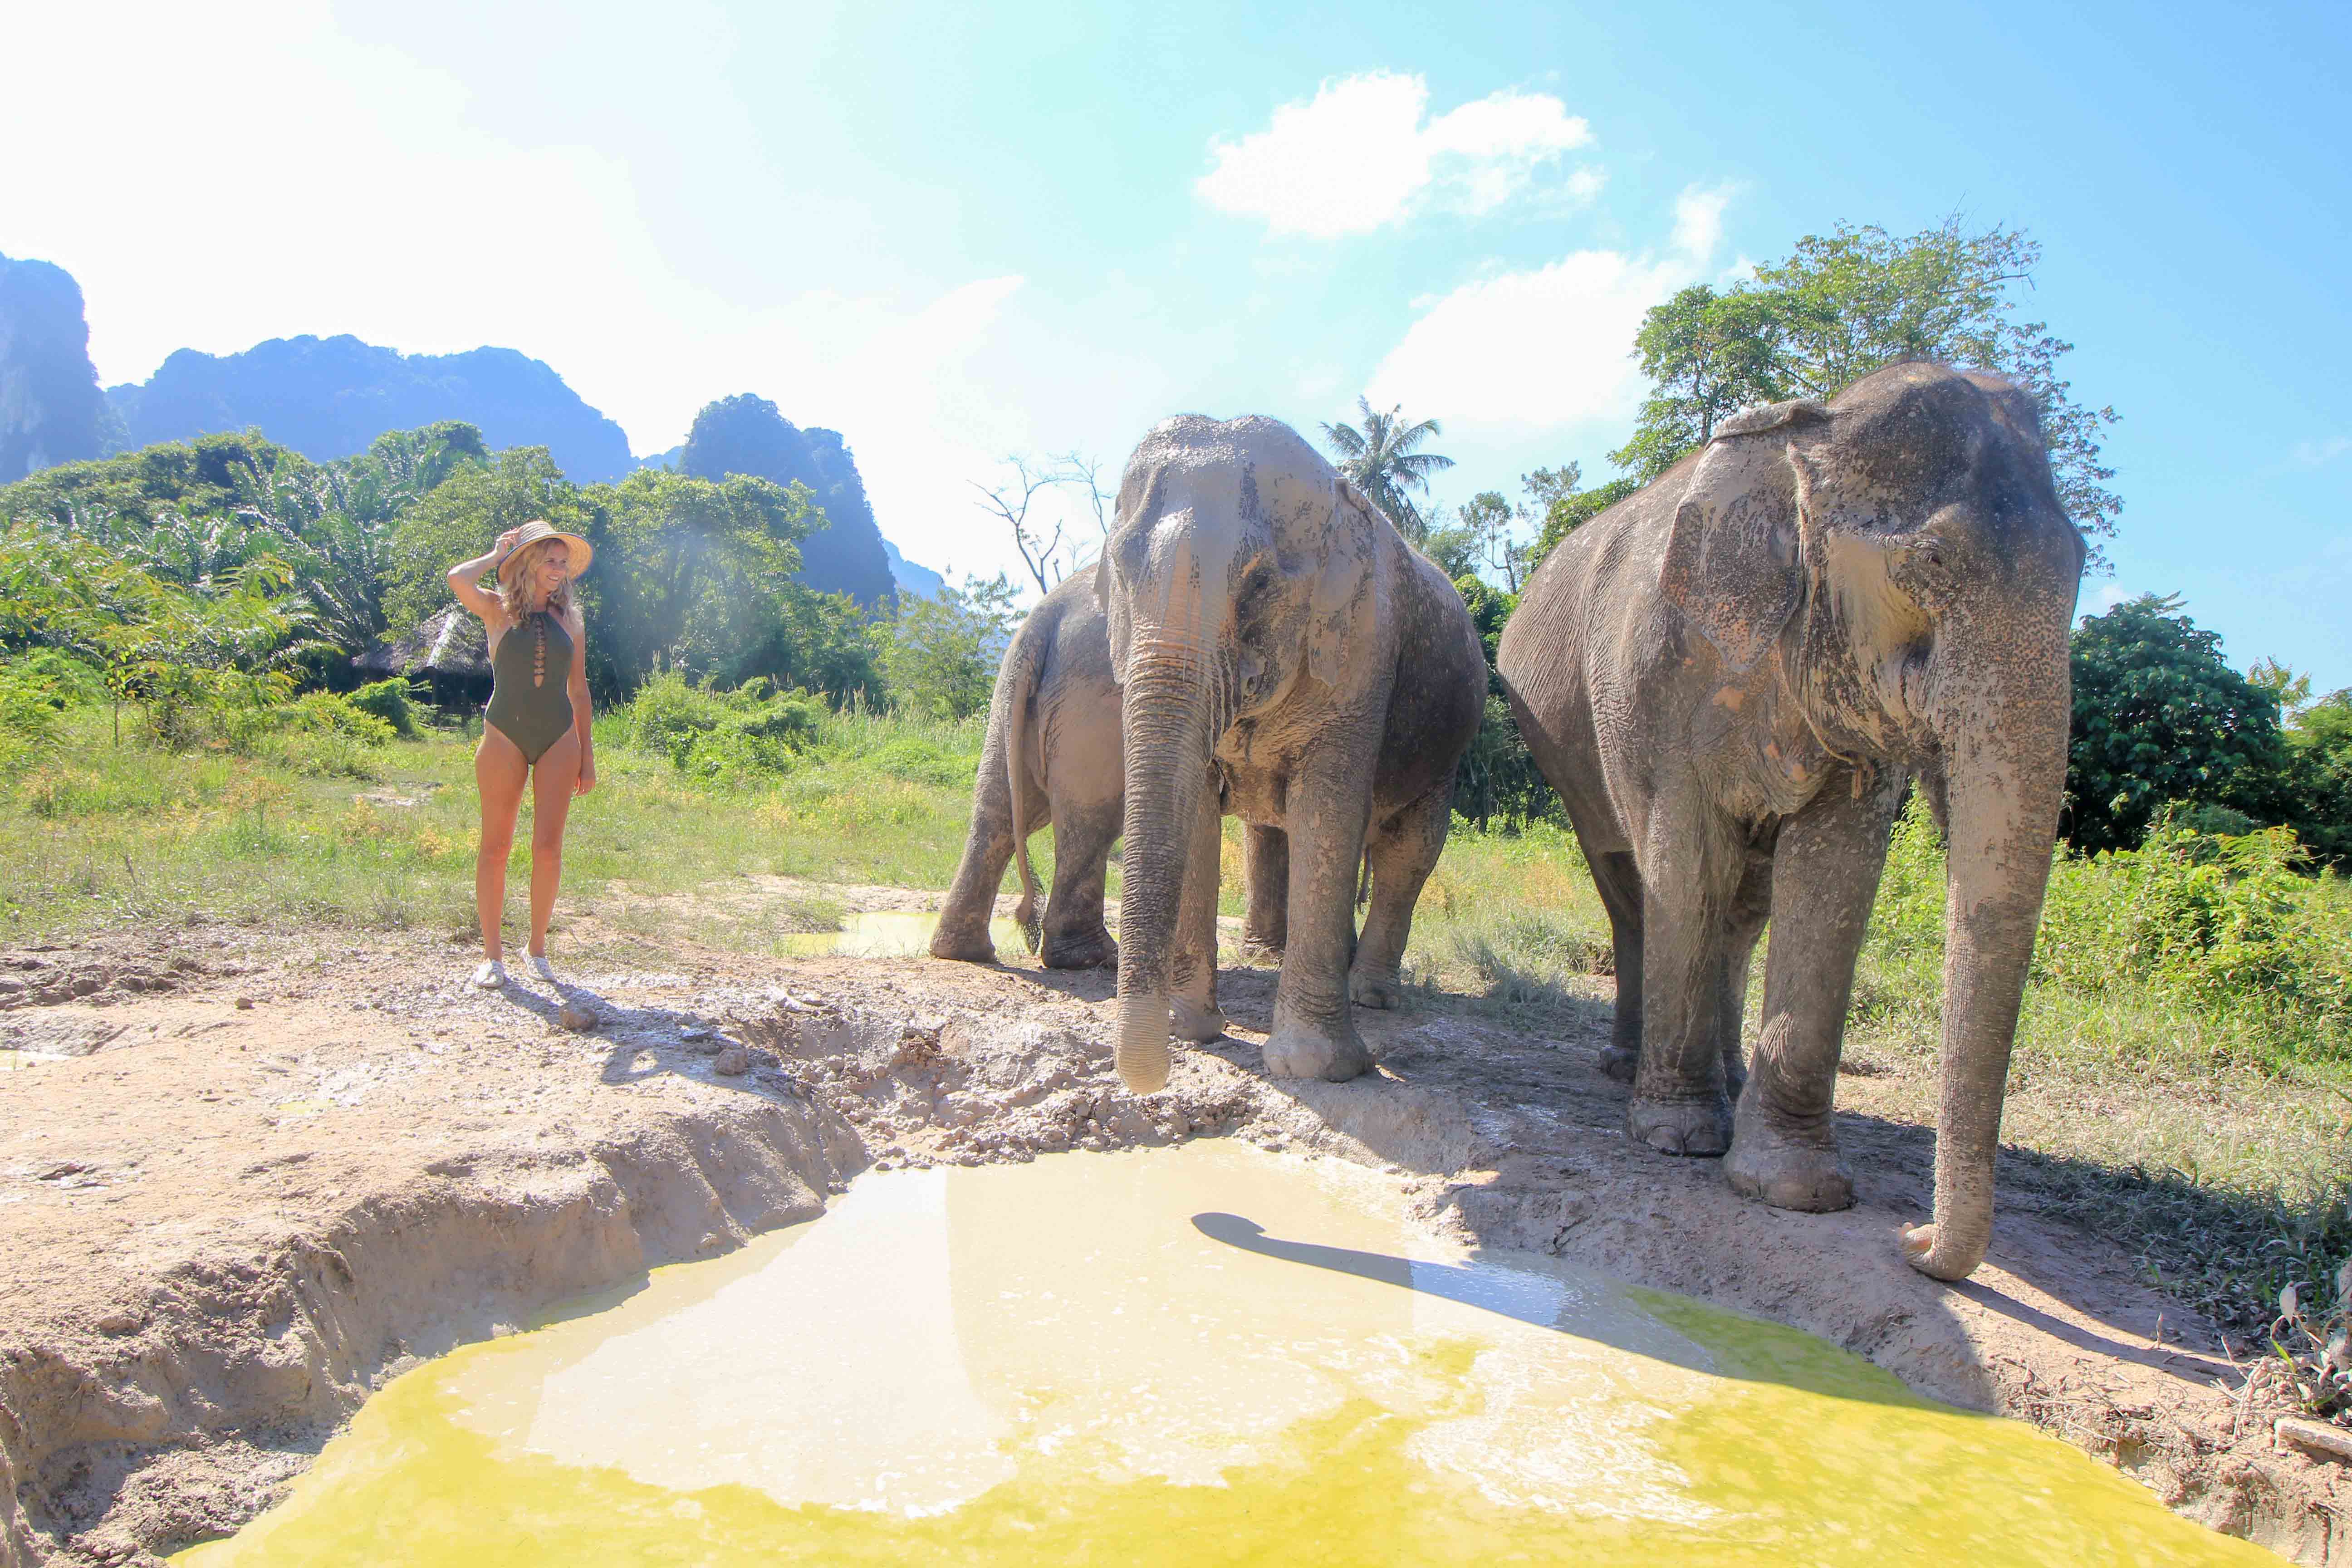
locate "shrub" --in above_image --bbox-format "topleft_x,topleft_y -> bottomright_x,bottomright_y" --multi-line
346,677 -> 423,739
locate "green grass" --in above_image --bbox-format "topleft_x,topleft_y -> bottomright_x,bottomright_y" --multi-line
5,693 -> 2349,1341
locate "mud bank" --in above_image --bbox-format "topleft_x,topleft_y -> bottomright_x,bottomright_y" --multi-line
1,922 -> 2344,1565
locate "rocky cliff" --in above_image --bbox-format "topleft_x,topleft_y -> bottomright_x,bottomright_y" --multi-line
0,253 -> 111,483
680,393 -> 897,609
107,335 -> 634,481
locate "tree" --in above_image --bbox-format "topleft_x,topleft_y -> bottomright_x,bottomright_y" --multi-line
1612,217 -> 2122,565
381,446 -> 590,629
974,455 -> 1068,597
2065,595 -> 2283,853
1319,397 -> 1454,540
883,574 -> 1019,720
583,469 -> 817,695
1608,285 -> 1785,483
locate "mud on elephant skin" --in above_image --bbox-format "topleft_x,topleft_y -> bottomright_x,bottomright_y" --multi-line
1496,362 -> 2086,1283
1098,414 -> 1486,1098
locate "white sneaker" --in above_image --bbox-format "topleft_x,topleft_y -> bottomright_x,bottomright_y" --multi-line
529,954 -> 557,982
471,959 -> 508,989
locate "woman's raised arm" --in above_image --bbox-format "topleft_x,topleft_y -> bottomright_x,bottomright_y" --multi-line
448,528 -> 522,624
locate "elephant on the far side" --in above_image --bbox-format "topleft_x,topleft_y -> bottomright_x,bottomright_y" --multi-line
1496,362 -> 2086,1283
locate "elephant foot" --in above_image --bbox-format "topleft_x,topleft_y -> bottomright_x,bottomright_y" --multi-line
1725,1117 -> 1853,1212
928,922 -> 997,964
1627,1094 -> 1732,1157
1348,964 -> 1405,1010
1261,1018 -> 1372,1083
1596,1044 -> 1639,1084
1171,995 -> 1228,1044
1043,929 -> 1118,971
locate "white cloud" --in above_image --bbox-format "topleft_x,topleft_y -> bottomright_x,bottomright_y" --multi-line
1362,183 -> 1733,432
2291,435 -> 2351,467
2091,582 -> 2134,612
1196,73 -> 1593,237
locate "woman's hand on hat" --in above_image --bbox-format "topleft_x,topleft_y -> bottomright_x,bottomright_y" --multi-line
495,526 -> 523,558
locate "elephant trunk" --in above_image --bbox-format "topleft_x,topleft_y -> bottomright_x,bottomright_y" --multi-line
1905,639 -> 2070,1281
1113,646 -> 1218,1093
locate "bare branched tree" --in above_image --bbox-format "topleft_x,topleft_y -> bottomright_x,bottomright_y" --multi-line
973,456 -> 1066,597
1050,450 -> 1114,571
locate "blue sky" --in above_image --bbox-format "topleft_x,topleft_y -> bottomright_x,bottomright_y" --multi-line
7,0 -> 2347,683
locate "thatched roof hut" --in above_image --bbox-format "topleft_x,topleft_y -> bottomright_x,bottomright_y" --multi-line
353,607 -> 491,709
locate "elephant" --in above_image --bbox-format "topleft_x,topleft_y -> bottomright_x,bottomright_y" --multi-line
1098,414 -> 1487,1096
931,556 -> 1465,1042
1495,362 -> 2086,1282
930,572 -> 1127,973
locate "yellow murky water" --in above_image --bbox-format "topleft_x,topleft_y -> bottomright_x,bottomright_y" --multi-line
779,910 -> 1023,958
176,1142 -> 2276,1566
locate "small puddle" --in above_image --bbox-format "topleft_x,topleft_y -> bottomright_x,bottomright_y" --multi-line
780,910 -> 1023,958
176,1142 -> 2274,1565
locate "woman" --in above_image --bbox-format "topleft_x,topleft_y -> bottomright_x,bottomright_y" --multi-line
446,520 -> 597,987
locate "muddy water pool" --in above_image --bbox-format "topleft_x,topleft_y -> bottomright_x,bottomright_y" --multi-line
177,1140 -> 2275,1565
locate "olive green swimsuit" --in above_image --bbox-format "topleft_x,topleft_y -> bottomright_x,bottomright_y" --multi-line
485,610 -> 576,764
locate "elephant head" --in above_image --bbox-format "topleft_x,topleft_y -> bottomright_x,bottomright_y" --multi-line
1663,362 -> 2087,1280
1096,416 -> 1384,1094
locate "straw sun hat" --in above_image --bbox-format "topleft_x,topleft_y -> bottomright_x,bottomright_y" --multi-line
495,519 -> 593,589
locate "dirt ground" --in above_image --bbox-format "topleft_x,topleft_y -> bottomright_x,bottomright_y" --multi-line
2,886 -> 2347,1567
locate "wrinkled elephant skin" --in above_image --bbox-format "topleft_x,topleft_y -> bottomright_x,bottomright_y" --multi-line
1496,363 -> 2086,1283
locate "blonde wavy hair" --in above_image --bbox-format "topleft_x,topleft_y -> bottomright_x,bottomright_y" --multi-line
495,536 -> 577,620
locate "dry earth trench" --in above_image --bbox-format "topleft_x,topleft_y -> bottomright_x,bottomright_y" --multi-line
3,884 -> 2347,1567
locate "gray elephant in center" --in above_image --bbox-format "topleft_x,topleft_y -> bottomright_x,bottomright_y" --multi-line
1098,414 -> 1486,1095
1496,362 -> 2085,1282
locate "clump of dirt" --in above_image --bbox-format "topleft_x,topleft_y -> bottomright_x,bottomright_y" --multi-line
0,915 -> 2345,1566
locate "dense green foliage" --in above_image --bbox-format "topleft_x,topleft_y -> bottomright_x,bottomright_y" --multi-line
2066,595 -> 2286,853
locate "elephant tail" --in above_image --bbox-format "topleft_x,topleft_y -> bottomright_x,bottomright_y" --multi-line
1004,635 -> 1044,954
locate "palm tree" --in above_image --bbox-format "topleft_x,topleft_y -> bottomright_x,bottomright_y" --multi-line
1318,396 -> 1455,541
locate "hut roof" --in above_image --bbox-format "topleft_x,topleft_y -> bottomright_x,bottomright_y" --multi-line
353,607 -> 490,678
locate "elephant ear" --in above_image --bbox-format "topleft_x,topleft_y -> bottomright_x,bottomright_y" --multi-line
1308,479 -> 1382,688
1658,401 -> 1829,673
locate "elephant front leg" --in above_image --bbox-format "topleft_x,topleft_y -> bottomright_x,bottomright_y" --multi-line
1349,781 -> 1453,1009
1169,784 -> 1227,1044
1240,824 -> 1288,962
1628,815 -> 1743,1156
1725,774 -> 1902,1211
1262,750 -> 1375,1082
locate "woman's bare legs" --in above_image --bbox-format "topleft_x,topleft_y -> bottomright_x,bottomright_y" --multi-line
526,726 -> 582,958
475,725 -> 529,962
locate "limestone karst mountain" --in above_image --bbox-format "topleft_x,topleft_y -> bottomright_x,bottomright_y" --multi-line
0,252 -> 112,483
679,393 -> 898,609
107,335 -> 634,482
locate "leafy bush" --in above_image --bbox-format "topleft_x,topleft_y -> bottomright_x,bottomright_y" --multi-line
346,677 -> 423,739
613,671 -> 827,786
1870,796 -> 2352,1067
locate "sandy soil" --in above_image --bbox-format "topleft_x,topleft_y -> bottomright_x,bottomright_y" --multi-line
1,892 -> 2345,1567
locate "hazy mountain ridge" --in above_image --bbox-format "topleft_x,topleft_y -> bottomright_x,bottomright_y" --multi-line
881,537 -> 945,600
107,334 -> 635,482
0,253 -> 112,483
679,394 -> 898,610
